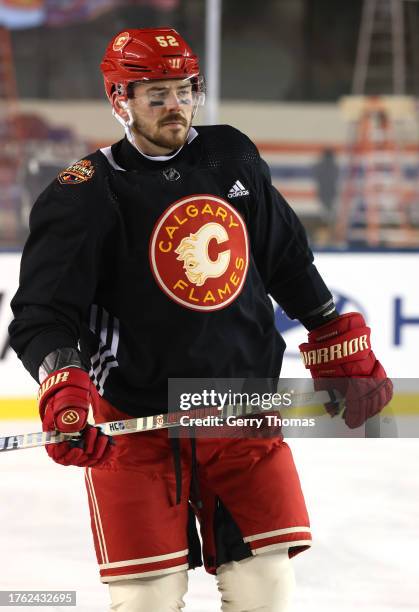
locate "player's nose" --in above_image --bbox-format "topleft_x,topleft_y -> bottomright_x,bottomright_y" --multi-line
164,90 -> 182,110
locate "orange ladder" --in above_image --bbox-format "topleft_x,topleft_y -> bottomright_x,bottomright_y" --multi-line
334,0 -> 419,246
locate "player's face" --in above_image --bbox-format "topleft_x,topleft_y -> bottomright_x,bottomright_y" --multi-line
126,79 -> 194,154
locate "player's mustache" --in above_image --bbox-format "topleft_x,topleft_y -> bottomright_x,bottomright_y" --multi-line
159,114 -> 187,127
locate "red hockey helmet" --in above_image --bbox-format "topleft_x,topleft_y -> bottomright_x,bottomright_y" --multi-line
100,28 -> 204,102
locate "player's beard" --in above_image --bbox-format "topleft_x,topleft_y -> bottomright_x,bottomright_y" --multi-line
131,111 -> 192,153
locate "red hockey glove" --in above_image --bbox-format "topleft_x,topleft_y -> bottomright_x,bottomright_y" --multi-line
38,368 -> 112,466
299,312 -> 393,428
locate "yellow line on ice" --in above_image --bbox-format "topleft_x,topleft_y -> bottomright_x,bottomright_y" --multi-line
0,398 -> 38,419
0,394 -> 418,420
286,394 -> 419,417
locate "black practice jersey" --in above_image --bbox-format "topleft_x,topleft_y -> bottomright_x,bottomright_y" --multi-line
9,125 -> 332,416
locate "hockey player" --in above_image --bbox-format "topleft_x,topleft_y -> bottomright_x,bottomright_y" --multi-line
9,28 -> 392,611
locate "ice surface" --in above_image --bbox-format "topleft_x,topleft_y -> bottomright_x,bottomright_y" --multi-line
0,421 -> 418,611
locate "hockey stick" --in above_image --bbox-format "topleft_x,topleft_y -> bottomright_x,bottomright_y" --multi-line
0,389 -> 342,453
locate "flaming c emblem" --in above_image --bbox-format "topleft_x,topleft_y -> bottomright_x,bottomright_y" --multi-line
150,195 -> 249,311
175,222 -> 230,286
113,32 -> 130,52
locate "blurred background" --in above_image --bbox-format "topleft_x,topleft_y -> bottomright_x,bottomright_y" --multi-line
0,4 -> 418,610
1,0 -> 419,248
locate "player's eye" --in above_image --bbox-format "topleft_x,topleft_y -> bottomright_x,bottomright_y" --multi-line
146,88 -> 192,106
148,91 -> 167,106
178,89 -> 192,104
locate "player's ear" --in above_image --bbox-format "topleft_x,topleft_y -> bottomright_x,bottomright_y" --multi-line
111,92 -> 129,122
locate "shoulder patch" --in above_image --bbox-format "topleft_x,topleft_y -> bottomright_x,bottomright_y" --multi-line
58,159 -> 95,185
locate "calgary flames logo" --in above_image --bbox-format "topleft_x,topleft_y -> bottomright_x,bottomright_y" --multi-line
175,223 -> 230,286
113,32 -> 130,52
150,195 -> 249,311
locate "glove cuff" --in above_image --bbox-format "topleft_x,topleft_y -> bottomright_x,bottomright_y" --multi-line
307,312 -> 367,342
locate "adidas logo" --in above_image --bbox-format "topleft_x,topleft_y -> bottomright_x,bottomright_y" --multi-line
228,180 -> 249,198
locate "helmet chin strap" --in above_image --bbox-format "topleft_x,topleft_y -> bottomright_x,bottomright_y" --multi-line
112,103 -> 153,157
112,102 -> 134,129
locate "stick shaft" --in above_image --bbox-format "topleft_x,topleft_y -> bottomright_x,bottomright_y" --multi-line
0,390 -> 339,453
